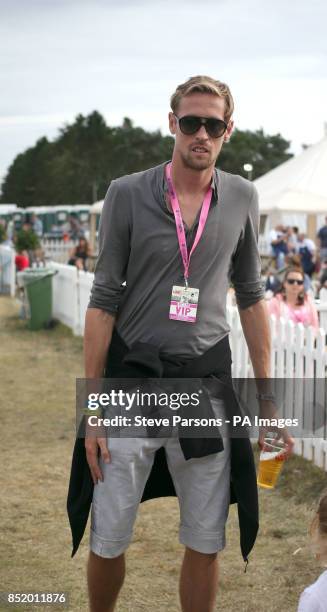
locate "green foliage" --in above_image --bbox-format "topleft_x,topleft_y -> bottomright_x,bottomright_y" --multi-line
0,112 -> 174,207
0,223 -> 7,243
15,229 -> 40,253
0,112 -> 293,206
219,128 -> 292,179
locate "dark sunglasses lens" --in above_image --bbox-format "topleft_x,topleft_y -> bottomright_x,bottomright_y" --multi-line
179,116 -> 201,135
288,279 -> 303,285
206,118 -> 227,137
178,116 -> 227,137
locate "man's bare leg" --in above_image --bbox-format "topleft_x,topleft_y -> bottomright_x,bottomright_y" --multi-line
179,547 -> 219,612
87,551 -> 125,612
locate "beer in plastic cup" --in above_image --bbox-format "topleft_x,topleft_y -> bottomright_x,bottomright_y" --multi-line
257,437 -> 287,489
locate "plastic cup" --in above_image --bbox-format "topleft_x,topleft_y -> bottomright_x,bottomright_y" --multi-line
257,437 -> 287,489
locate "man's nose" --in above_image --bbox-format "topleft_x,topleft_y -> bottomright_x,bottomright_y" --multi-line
195,124 -> 209,139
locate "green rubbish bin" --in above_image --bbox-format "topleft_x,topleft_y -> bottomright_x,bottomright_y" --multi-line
21,268 -> 57,330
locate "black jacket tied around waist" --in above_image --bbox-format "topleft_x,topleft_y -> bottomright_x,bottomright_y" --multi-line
67,330 -> 259,566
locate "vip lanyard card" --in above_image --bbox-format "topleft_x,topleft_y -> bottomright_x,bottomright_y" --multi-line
169,285 -> 199,323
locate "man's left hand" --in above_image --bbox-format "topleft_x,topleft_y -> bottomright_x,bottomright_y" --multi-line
257,400 -> 295,458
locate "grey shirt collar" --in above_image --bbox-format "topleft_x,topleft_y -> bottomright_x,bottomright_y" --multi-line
160,161 -> 219,211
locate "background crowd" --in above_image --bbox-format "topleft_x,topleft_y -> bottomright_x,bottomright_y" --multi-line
0,214 -> 92,273
1,210 -> 327,333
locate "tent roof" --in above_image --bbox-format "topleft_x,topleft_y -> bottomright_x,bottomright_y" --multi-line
254,137 -> 327,213
90,199 -> 104,214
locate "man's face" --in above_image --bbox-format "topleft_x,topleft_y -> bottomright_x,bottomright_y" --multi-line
168,92 -> 234,172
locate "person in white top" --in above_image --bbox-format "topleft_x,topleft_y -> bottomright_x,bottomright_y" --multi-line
296,233 -> 317,278
298,490 -> 327,611
268,224 -> 289,269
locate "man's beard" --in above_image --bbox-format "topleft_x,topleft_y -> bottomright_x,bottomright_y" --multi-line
180,150 -> 216,171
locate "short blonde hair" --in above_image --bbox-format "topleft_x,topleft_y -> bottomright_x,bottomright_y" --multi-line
170,75 -> 234,122
310,490 -> 327,566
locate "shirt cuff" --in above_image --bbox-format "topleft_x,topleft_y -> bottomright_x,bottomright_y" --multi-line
234,280 -> 266,310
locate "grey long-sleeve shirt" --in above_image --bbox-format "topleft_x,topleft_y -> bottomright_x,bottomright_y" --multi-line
88,161 -> 265,359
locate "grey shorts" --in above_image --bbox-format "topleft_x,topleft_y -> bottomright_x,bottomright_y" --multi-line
90,399 -> 231,558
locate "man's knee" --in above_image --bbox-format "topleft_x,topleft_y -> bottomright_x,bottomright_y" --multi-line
88,551 -> 126,583
184,547 -> 218,563
89,550 -> 125,563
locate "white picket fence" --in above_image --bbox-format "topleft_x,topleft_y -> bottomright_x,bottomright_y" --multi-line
48,261 -> 93,335
0,245 -> 15,297
41,239 -> 78,264
227,307 -> 327,470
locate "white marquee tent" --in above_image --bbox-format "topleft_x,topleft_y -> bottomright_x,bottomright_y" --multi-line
254,135 -> 327,239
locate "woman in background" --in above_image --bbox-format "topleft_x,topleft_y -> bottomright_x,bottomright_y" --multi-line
68,237 -> 91,271
267,266 -> 319,330
298,490 -> 327,611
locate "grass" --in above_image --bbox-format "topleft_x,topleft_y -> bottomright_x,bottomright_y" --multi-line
0,295 -> 326,611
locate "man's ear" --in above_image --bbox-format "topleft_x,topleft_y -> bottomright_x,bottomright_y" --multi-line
168,112 -> 177,135
224,119 -> 234,143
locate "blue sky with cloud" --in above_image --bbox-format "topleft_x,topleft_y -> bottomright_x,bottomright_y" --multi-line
1,0 -> 327,189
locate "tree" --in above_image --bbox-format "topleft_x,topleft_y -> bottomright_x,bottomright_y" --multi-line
15,228 -> 40,252
219,128 -> 292,179
0,223 -> 6,243
1,137 -> 54,206
0,115 -> 292,206
0,112 -> 174,206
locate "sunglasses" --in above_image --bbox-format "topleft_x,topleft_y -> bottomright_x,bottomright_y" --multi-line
286,279 -> 304,285
174,114 -> 227,139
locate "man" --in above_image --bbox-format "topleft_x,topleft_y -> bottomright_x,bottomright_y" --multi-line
286,225 -> 299,254
268,224 -> 289,269
73,76 -> 294,612
317,217 -> 327,261
31,213 -> 43,238
297,233 -> 316,278
319,259 -> 327,290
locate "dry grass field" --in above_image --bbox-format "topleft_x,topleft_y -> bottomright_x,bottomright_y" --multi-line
0,295 -> 326,612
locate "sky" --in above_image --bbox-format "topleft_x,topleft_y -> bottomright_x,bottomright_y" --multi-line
1,0 -> 327,189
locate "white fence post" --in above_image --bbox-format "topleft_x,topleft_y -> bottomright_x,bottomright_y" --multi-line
48,262 -> 79,334
319,288 -> 327,332
0,245 -> 15,297
48,262 -> 93,336
76,269 -> 94,336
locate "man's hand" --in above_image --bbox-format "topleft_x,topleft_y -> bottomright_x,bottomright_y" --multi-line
83,309 -> 116,484
85,418 -> 111,485
257,399 -> 295,458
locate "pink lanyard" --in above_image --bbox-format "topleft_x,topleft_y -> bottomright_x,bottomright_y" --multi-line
165,162 -> 213,287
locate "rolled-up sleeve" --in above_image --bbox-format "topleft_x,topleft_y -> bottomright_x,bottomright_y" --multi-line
230,184 -> 265,309
88,180 -> 131,314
